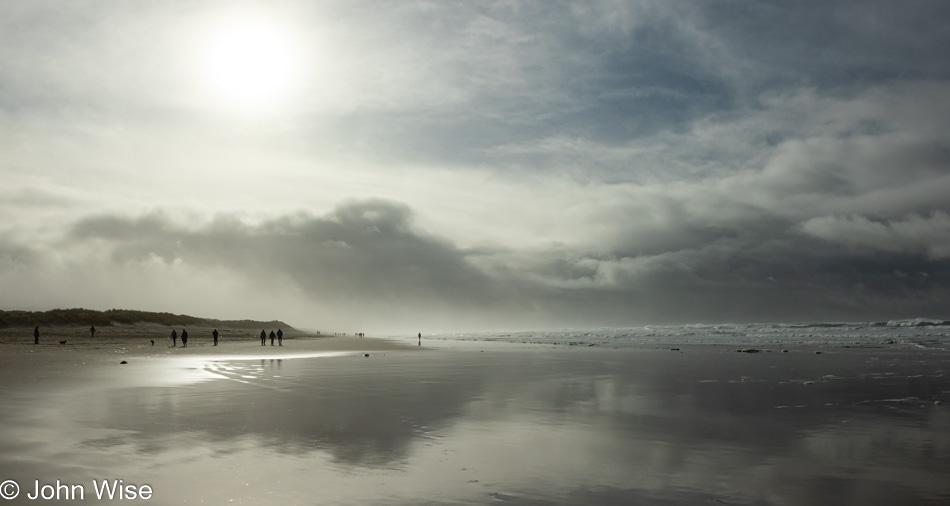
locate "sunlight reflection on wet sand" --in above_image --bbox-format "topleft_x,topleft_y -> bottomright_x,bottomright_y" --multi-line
1,345 -> 948,505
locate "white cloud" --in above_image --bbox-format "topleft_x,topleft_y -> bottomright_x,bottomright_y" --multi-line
3,1 -> 950,326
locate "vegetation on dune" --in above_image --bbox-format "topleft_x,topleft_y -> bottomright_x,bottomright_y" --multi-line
0,308 -> 295,331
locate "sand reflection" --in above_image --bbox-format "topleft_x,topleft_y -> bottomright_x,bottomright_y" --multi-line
1,347 -> 948,504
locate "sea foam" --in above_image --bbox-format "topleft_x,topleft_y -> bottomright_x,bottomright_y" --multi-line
420,319 -> 950,350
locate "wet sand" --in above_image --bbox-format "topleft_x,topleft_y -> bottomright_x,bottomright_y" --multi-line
0,330 -> 948,505
0,326 -> 401,385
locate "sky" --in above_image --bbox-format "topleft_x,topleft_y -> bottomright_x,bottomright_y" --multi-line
2,1 -> 950,332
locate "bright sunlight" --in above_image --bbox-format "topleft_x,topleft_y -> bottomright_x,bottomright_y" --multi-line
194,10 -> 303,114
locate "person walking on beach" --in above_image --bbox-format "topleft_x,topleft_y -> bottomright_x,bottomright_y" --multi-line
171,329 -> 178,347
90,326 -> 96,338
269,330 -> 276,346
34,326 -> 39,345
181,329 -> 189,348
260,330 -> 266,346
417,332 -> 421,346
212,329 -> 219,346
277,328 -> 283,346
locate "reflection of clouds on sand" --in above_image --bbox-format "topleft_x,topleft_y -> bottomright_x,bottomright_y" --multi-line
71,352 -> 490,467
0,388 -> 146,483
0,347 -> 948,504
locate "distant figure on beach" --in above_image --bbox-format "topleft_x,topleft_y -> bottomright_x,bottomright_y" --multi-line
212,329 -> 219,346
269,330 -> 276,346
277,328 -> 283,346
90,326 -> 96,338
171,329 -> 178,347
181,329 -> 189,347
260,330 -> 266,346
34,326 -> 39,345
418,332 -> 421,346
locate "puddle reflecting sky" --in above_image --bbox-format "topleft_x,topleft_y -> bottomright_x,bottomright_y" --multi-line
1,348 -> 948,505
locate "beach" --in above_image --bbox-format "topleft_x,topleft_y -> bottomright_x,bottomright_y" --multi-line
0,327 -> 948,505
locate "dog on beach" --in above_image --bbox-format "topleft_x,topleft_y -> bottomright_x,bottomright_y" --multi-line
59,340 -> 67,345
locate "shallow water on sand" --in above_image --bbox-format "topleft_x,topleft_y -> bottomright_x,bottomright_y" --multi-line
1,345 -> 948,505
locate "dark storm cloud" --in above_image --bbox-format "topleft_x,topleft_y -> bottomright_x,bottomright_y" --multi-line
802,212 -> 950,260
57,194 -> 950,327
514,238 -> 950,324
68,200 -> 504,308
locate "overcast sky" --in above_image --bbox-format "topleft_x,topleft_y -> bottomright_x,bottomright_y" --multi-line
2,1 -> 950,332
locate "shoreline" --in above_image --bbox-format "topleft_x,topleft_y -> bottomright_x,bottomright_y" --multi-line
0,326 -> 414,388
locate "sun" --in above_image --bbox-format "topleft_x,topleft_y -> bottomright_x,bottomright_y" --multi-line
195,11 -> 302,113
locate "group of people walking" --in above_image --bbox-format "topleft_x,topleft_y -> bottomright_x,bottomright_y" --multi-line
261,328 -> 283,346
169,328 -> 287,347
36,327 -> 288,347
28,326 -> 286,348
170,329 -> 189,347
170,328 -> 220,347
170,328 -> 289,347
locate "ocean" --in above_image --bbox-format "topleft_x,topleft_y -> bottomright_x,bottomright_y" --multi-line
414,318 -> 950,350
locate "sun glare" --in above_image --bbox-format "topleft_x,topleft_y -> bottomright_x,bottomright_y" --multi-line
195,11 -> 302,114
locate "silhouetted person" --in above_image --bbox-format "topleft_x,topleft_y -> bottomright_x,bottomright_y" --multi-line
417,332 -> 421,346
90,326 -> 96,338
171,329 -> 178,347
269,330 -> 276,346
212,329 -> 219,346
260,330 -> 266,346
277,328 -> 283,346
181,329 -> 188,347
34,326 -> 40,345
